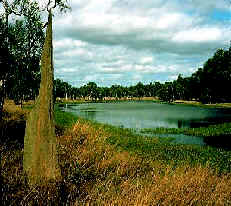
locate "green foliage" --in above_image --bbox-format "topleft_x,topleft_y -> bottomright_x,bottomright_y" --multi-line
7,18 -> 44,103
62,114 -> 231,174
2,104 -> 231,204
54,105 -> 78,128
0,0 -> 71,111
86,82 -> 98,100
43,0 -> 71,13
105,125 -> 231,174
141,122 -> 231,137
54,79 -> 73,100
158,82 -> 174,102
54,46 -> 231,104
0,1 -> 45,106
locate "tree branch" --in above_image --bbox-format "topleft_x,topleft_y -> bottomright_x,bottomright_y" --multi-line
47,0 -> 52,12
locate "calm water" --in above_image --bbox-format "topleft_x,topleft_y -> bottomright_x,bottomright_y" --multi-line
61,101 -> 231,146
62,101 -> 231,129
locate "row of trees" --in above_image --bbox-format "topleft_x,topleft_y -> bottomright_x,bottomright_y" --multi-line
0,0 -> 44,113
54,47 -> 231,104
54,80 -> 161,101
1,7 -> 231,107
0,0 -> 230,186
1,32 -> 231,107
1,2 -> 230,107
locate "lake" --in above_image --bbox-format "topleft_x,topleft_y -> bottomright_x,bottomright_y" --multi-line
60,101 -> 231,146
61,101 -> 231,129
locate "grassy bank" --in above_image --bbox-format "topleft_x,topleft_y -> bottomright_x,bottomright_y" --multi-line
141,122 -> 231,150
1,101 -> 231,205
141,122 -> 231,137
56,98 -> 161,106
57,97 -> 231,109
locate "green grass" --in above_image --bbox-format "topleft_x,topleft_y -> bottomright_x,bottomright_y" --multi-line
53,106 -> 231,174
105,127 -> 231,174
54,105 -> 78,128
2,102 -> 231,204
53,105 -> 231,174
17,103 -> 79,129
70,117 -> 231,174
141,122 -> 231,137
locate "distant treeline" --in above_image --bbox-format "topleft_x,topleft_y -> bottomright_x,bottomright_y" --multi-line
1,12 -> 231,106
55,46 -> 231,104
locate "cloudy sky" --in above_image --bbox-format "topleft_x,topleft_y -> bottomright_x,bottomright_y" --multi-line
54,1 -> 230,86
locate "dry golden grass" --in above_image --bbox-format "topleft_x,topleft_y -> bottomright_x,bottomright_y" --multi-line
3,100 -> 30,121
174,99 -> 231,108
2,102 -> 231,205
207,103 -> 231,108
57,120 -> 231,205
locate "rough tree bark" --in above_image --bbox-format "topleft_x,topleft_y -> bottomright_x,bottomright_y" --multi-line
23,10 -> 60,184
0,81 -> 4,120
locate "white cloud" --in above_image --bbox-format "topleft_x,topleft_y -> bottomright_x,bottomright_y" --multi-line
186,0 -> 230,11
0,4 -> 4,14
99,67 -> 119,74
132,74 -> 142,81
120,64 -> 133,72
62,48 -> 93,59
168,75 -> 178,81
52,0 -> 231,87
83,74 -> 100,82
155,13 -> 190,29
54,39 -> 86,49
172,27 -> 222,43
140,57 -> 153,65
58,68 -> 78,73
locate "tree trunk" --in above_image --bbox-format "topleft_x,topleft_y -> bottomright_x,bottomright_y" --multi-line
0,81 -> 4,121
0,9 -> 9,121
23,10 -> 60,184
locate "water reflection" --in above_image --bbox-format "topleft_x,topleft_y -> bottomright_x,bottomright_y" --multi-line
82,110 -> 97,120
141,133 -> 206,146
62,102 -> 231,129
60,102 -> 231,147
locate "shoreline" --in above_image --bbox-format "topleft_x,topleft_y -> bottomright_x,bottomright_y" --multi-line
2,101 -> 231,204
173,100 -> 231,108
57,98 -> 231,109
11,97 -> 231,109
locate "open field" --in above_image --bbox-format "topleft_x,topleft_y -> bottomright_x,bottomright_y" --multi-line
1,101 -> 231,205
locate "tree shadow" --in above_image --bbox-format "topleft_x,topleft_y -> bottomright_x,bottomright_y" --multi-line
0,120 -> 26,149
204,135 -> 231,150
